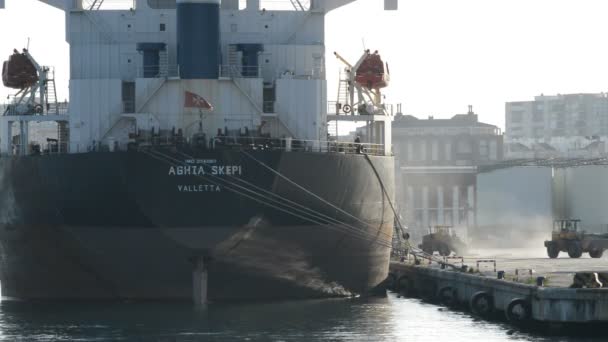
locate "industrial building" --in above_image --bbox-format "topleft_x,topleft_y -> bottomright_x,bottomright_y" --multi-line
553,166 -> 608,233
392,107 -> 503,240
475,162 -> 608,246
476,167 -> 553,244
505,93 -> 608,159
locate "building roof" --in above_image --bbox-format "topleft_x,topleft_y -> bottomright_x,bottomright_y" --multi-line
393,113 -> 498,129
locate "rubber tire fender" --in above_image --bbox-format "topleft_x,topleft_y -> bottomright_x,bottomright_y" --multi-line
437,286 -> 457,307
342,104 -> 352,114
470,291 -> 494,317
505,298 -> 531,323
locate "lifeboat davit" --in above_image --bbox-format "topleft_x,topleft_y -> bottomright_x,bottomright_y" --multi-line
355,51 -> 390,90
2,50 -> 38,89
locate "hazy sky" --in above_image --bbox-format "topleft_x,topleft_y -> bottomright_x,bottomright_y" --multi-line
2,0 -> 608,129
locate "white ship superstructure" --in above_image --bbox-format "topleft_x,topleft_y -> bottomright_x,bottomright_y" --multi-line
2,0 -> 397,156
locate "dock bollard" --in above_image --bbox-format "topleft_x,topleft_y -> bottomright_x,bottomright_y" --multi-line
515,268 -> 534,281
536,276 -> 545,287
497,271 -> 505,280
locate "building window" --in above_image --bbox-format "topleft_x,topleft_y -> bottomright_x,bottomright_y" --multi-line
407,142 -> 414,161
457,140 -> 472,154
444,142 -> 452,161
489,140 -> 497,160
160,23 -> 166,31
431,141 -> 439,161
479,140 -> 488,157
419,141 -> 427,161
510,111 -> 523,124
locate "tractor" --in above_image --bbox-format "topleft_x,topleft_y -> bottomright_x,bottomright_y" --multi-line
544,219 -> 608,259
419,225 -> 467,256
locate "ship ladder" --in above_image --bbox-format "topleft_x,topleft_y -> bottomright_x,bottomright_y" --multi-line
336,71 -> 351,115
44,69 -> 59,115
87,0 -> 104,10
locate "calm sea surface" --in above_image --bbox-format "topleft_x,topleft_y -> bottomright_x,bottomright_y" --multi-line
0,293 -> 602,342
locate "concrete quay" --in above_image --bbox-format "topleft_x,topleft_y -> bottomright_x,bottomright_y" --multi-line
387,250 -> 608,324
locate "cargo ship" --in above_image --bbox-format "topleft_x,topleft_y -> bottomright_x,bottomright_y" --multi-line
0,0 -> 398,301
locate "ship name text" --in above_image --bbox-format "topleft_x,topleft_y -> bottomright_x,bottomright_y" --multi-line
168,165 -> 243,176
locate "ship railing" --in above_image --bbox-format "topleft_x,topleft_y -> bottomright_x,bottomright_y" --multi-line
127,135 -> 385,156
327,101 -> 400,116
54,102 -> 70,115
1,102 -> 69,116
11,136 -> 385,156
202,136 -> 385,156
6,140 -> 67,156
219,65 -> 262,79
137,65 -> 180,79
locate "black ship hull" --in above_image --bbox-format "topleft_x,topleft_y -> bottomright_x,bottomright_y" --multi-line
0,149 -> 394,300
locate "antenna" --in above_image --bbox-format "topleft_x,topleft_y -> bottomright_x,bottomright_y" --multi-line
26,37 -> 30,50
361,38 -> 366,51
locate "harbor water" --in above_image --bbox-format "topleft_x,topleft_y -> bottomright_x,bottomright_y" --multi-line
0,293 -> 603,341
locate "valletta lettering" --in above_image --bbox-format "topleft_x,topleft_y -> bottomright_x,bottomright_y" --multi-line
177,184 -> 221,192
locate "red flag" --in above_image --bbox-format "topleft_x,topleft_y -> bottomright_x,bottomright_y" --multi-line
184,91 -> 214,110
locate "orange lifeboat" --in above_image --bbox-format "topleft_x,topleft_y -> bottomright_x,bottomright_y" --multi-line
355,51 -> 390,90
2,50 -> 38,89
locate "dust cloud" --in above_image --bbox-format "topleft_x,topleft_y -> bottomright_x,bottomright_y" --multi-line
467,215 -> 553,258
